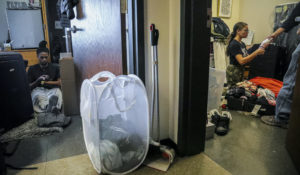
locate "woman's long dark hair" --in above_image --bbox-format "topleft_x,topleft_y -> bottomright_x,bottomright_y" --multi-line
226,22 -> 248,56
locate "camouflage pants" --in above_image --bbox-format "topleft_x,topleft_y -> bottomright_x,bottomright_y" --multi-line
226,64 -> 244,87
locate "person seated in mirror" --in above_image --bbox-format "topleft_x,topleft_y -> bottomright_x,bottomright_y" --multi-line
27,41 -> 62,113
226,22 -> 266,87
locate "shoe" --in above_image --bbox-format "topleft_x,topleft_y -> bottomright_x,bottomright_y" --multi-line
221,111 -> 232,121
51,106 -> 60,115
215,116 -> 230,136
210,111 -> 221,126
47,95 -> 58,113
208,109 -> 231,136
261,115 -> 288,129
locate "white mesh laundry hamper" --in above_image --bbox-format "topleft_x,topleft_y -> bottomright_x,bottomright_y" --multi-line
80,71 -> 150,174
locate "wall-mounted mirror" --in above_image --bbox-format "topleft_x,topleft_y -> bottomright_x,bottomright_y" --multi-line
6,8 -> 45,49
4,0 -> 44,50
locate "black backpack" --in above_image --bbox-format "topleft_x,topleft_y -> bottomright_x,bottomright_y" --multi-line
211,17 -> 230,39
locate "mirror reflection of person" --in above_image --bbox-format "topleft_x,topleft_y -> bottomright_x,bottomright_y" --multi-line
27,41 -> 62,113
261,2 -> 300,128
226,22 -> 265,87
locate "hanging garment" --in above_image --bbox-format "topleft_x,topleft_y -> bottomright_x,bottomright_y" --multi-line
59,0 -> 79,20
274,3 -> 300,67
249,77 -> 283,97
248,44 -> 287,81
213,41 -> 229,71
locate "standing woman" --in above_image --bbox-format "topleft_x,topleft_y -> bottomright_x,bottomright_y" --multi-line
226,22 -> 265,87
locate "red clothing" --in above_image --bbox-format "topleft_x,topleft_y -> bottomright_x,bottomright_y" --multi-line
249,77 -> 283,97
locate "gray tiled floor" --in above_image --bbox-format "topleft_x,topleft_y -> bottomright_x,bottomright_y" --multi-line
5,112 -> 299,175
5,116 -> 231,175
205,110 -> 299,175
5,115 -> 86,167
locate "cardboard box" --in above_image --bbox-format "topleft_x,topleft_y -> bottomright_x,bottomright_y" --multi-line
206,121 -> 215,140
59,57 -> 79,116
60,57 -> 76,81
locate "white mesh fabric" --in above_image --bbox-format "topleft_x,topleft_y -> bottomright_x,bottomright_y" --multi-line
80,72 -> 149,175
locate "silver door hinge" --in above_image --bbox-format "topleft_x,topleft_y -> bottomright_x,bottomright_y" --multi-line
121,0 -> 128,14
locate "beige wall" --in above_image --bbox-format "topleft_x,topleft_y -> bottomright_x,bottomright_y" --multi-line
212,0 -> 298,44
239,0 -> 298,43
168,0 -> 180,144
145,0 -> 170,140
144,0 -> 180,142
212,0 -> 240,32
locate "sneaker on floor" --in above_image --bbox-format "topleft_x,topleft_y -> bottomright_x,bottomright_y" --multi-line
261,115 -> 288,129
221,111 -> 232,121
215,116 -> 230,136
210,111 -> 221,126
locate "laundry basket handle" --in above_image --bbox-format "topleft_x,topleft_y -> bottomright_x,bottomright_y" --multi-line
111,76 -> 137,112
90,71 -> 116,83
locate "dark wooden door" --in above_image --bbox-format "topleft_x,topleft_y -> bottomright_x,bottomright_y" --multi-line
71,0 -> 125,87
286,55 -> 300,173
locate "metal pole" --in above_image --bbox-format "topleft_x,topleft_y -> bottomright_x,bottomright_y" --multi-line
64,28 -> 72,53
150,24 -> 160,142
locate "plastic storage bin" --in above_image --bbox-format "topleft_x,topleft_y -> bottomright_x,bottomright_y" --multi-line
207,68 -> 226,111
80,71 -> 150,174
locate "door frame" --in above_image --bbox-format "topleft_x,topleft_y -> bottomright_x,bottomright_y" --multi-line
127,0 -> 146,83
177,0 -> 211,156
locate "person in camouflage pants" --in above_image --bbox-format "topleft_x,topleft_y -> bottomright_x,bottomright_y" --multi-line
226,22 -> 265,87
226,64 -> 244,87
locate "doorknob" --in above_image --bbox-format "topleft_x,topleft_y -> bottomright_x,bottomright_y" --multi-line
64,26 -> 84,53
66,26 -> 84,33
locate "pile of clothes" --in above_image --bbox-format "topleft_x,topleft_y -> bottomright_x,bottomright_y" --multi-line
227,81 -> 276,106
225,78 -> 282,115
99,114 -> 146,172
